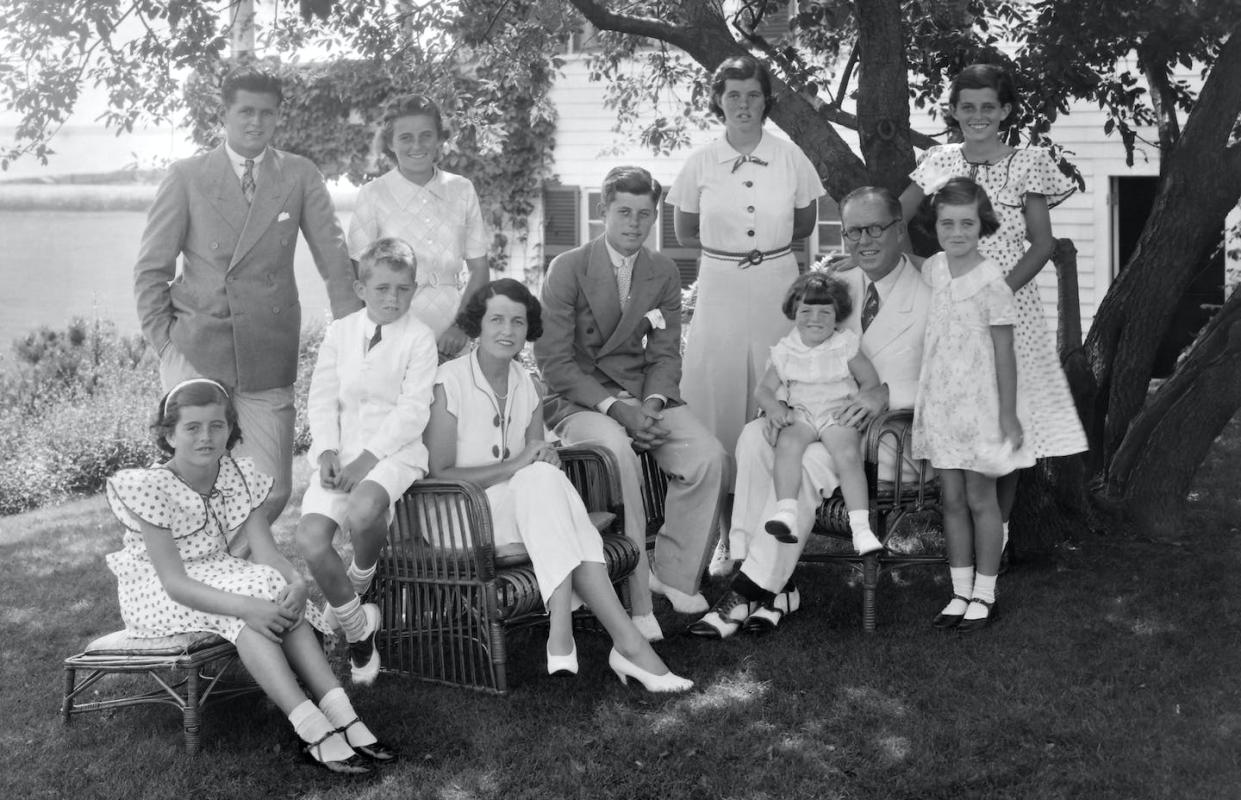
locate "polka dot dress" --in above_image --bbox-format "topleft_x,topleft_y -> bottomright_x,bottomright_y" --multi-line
912,144 -> 1087,458
105,456 -> 324,642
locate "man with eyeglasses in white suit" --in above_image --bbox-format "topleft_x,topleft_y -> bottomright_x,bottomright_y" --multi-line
690,185 -> 932,638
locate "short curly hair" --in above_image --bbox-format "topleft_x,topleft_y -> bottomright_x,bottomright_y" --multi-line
455,279 -> 543,341
781,271 -> 853,321
151,379 -> 243,456
930,177 -> 1002,238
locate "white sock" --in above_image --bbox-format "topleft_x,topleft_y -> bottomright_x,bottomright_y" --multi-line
347,559 -> 377,596
330,595 -> 368,643
1002,521 -> 1010,550
319,687 -> 377,747
776,498 -> 798,516
289,699 -> 354,761
965,572 -> 998,620
943,566 -> 974,615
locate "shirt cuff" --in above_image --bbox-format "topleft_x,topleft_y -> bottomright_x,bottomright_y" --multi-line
644,394 -> 668,408
596,396 -> 618,415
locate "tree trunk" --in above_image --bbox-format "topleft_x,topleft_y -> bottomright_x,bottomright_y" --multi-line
853,0 -> 917,195
1107,287 -> 1241,538
1083,25 -> 1241,466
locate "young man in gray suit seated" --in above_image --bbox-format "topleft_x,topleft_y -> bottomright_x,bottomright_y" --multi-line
535,166 -> 729,642
134,66 -> 361,523
691,186 -> 932,638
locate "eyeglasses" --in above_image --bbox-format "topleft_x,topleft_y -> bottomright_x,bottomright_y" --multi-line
842,218 -> 900,241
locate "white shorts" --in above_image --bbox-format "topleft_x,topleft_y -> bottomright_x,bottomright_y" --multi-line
300,457 -> 422,528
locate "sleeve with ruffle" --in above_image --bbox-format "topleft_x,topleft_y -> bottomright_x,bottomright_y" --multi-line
105,469 -> 173,533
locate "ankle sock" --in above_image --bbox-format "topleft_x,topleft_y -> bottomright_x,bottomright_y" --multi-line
1001,521 -> 1010,551
347,559 -> 376,596
319,687 -> 377,747
290,699 -> 354,762
732,571 -> 776,604
943,566 -> 974,615
965,572 -> 997,620
330,595 -> 368,643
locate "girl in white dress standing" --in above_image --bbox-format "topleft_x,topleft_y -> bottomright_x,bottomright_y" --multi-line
901,63 -> 1086,532
913,178 -> 1033,632
668,55 -> 824,458
104,380 -> 393,775
348,94 -> 491,358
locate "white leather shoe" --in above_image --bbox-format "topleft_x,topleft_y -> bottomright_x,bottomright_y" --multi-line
630,613 -> 664,642
687,590 -> 756,639
546,642 -> 579,676
648,570 -> 709,614
608,648 -> 692,693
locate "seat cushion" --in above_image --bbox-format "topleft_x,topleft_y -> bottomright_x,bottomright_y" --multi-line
80,630 -> 228,657
495,531 -> 638,620
493,510 -> 618,569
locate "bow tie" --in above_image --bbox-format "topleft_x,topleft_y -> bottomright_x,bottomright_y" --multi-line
731,154 -> 769,173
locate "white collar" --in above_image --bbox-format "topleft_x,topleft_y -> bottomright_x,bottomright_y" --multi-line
602,238 -> 638,269
863,256 -> 910,301
224,142 -> 267,170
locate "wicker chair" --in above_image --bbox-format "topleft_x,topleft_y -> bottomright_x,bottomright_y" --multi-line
373,444 -> 639,695
62,630 -> 261,754
639,409 -> 944,632
798,409 -> 945,632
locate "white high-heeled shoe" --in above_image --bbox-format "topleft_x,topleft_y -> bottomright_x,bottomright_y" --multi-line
547,642 -> 578,676
608,648 -> 692,693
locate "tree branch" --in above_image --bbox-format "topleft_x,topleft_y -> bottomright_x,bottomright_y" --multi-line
568,0 -> 699,54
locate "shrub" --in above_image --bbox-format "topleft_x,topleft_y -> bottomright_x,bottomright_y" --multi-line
0,318 -> 329,516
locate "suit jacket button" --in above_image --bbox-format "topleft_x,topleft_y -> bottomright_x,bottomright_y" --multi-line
586,327 -> 594,334
272,306 -> 280,314
210,242 -> 219,249
281,238 -> 289,246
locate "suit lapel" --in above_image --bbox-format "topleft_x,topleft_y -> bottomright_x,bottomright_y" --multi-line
596,242 -> 653,359
231,149 -> 295,270
861,257 -> 917,357
202,146 -> 248,238
583,239 -> 624,345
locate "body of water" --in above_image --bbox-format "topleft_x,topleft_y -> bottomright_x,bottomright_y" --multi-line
0,209 -> 351,357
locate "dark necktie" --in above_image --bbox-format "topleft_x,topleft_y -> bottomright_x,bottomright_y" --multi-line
860,282 -> 880,332
241,159 -> 256,205
731,154 -> 769,173
367,324 -> 383,352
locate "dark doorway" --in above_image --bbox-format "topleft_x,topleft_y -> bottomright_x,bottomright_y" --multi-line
1112,175 -> 1224,377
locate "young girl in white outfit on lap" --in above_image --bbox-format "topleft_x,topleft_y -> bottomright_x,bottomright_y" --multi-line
757,271 -> 885,555
912,177 -> 1034,632
104,380 -> 394,775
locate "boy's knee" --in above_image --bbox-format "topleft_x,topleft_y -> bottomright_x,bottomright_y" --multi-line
345,495 -> 387,536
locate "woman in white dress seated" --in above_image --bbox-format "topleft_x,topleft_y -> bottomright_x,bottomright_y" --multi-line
424,279 -> 692,693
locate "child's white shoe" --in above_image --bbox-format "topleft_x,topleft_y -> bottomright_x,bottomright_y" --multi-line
764,509 -> 799,544
852,529 -> 884,555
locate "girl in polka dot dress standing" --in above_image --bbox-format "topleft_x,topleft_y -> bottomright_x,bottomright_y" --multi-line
104,379 -> 394,776
900,63 -> 1087,529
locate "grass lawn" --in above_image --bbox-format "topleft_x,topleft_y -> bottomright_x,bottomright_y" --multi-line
4,429 -> 1241,800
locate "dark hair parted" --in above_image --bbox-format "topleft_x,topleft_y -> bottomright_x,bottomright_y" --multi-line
708,55 -> 774,122
357,237 -> 417,283
378,94 -> 448,164
601,165 -> 662,207
781,272 -> 852,321
151,380 -> 243,456
839,185 -> 902,223
455,279 -> 543,341
930,177 -> 1002,238
221,66 -> 283,108
947,63 -> 1020,131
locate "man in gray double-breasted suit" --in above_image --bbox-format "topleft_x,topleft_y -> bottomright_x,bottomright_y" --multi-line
535,166 -> 728,640
135,66 -> 361,519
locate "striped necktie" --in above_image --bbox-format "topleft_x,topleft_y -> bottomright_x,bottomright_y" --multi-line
860,282 -> 880,332
241,159 -> 256,205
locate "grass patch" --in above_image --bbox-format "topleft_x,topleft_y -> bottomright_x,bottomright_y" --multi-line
3,419 -> 1241,799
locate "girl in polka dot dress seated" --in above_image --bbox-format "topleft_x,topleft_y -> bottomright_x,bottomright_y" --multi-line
104,379 -> 394,776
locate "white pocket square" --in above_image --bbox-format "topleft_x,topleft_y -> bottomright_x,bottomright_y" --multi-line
278,212 -> 291,222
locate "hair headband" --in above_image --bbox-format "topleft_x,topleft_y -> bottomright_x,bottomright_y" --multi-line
162,378 -> 229,416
